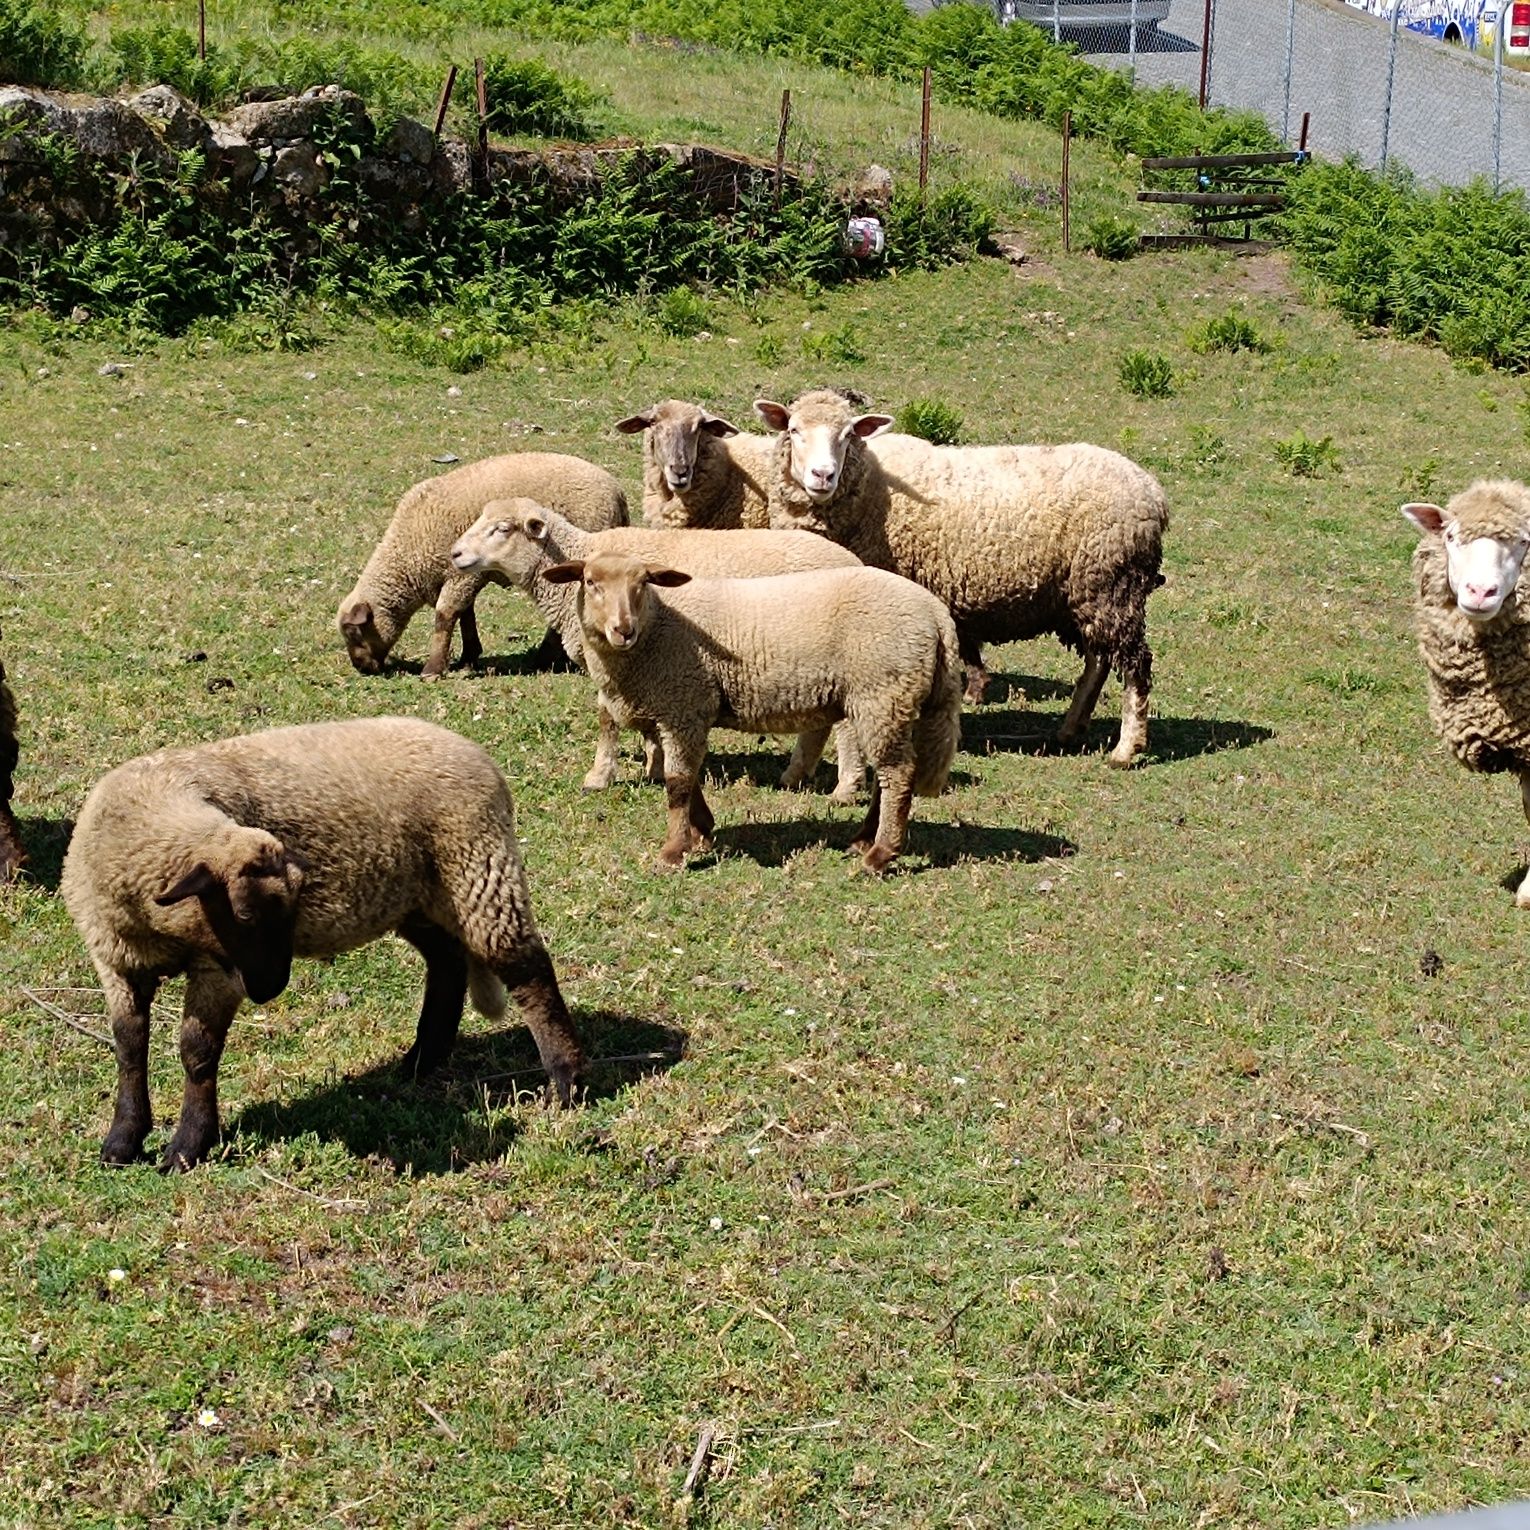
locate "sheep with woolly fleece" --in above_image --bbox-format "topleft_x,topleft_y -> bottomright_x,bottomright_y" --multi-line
756,390 -> 1168,767
543,554 -> 961,874
60,717 -> 583,1171
1403,479 -> 1530,906
615,399 -> 775,529
338,452 -> 628,679
450,497 -> 867,798
0,645 -> 22,881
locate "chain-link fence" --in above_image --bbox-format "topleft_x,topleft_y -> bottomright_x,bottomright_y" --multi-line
966,0 -> 1530,190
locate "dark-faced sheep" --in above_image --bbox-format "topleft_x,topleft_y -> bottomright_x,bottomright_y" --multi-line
61,717 -> 583,1170
614,399 -> 774,529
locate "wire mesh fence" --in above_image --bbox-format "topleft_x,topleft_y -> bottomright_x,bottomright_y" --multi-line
966,0 -> 1530,190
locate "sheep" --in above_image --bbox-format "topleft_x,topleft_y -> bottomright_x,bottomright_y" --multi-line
542,554 -> 962,874
614,399 -> 775,529
59,717 -> 583,1171
450,497 -> 868,799
0,647 -> 22,881
755,391 -> 1169,767
337,452 -> 629,679
1403,480 -> 1530,905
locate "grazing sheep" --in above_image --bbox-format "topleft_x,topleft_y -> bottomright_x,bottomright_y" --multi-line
0,646 -> 22,881
614,400 -> 775,529
543,555 -> 961,873
338,452 -> 628,679
60,717 -> 583,1171
1403,480 -> 1530,905
756,391 -> 1169,767
450,498 -> 867,798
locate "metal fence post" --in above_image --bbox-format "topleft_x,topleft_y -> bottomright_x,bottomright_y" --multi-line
1052,0 -> 1060,43
1380,0 -> 1401,171
1198,0 -> 1214,108
1493,4 -> 1505,192
1281,0 -> 1297,142
1129,0 -> 1139,72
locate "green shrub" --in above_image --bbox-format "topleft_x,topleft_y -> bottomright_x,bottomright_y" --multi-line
1189,310 -> 1272,355
1274,429 -> 1341,477
898,397 -> 964,444
0,0 -> 87,88
1119,350 -> 1174,398
1082,214 -> 1138,260
652,286 -> 710,337
481,55 -> 604,139
802,322 -> 866,365
109,25 -> 248,107
882,184 -> 995,269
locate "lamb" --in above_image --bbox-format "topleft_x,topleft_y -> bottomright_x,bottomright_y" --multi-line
450,497 -> 867,798
60,717 -> 583,1171
755,391 -> 1169,767
1403,480 -> 1530,905
542,554 -> 962,874
338,452 -> 628,679
0,643 -> 23,881
614,400 -> 775,529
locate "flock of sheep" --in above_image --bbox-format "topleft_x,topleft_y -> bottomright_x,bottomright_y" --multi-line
2,385 -> 1526,1170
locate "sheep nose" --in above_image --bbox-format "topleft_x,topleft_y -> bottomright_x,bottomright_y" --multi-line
1465,582 -> 1500,604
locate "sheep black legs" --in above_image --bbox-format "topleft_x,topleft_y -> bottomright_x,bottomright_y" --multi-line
0,667 -> 23,881
656,730 -> 713,869
958,635 -> 989,707
397,917 -> 469,1077
1516,775 -> 1530,909
456,606 -> 483,669
1057,653 -> 1110,750
162,965 -> 244,1172
847,761 -> 916,874
496,944 -> 584,1106
100,971 -> 159,1166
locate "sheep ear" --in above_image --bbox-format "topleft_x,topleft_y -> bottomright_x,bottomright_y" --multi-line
614,411 -> 655,434
339,599 -> 373,631
156,863 -> 219,906
700,413 -> 739,438
542,561 -> 585,584
755,400 -> 791,432
1402,502 -> 1447,534
848,414 -> 894,441
524,514 -> 548,542
647,569 -> 692,588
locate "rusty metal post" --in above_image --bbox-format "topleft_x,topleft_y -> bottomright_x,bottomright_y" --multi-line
474,57 -> 489,188
1299,110 -> 1310,152
1061,109 -> 1072,254
919,66 -> 932,201
198,0 -> 206,62
433,63 -> 458,137
1198,0 -> 1213,108
774,89 -> 791,208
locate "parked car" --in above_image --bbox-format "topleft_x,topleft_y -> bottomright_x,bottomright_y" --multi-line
991,0 -> 1173,41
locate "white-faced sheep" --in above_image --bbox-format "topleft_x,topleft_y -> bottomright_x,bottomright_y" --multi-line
0,646 -> 22,881
60,717 -> 583,1170
755,391 -> 1169,767
338,452 -> 628,679
542,554 -> 961,874
614,400 -> 775,529
450,497 -> 867,799
1403,479 -> 1530,905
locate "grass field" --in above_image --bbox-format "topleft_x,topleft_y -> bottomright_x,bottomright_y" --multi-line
6,18 -> 1530,1529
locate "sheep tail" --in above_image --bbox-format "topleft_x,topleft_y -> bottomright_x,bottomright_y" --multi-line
913,619 -> 962,798
468,958 -> 507,1018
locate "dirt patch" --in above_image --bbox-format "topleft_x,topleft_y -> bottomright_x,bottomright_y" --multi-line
1238,250 -> 1298,298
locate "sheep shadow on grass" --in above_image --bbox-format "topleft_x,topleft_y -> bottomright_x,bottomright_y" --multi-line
964,707 -> 1272,764
228,1009 -> 685,1175
11,815 -> 74,892
708,814 -> 1072,872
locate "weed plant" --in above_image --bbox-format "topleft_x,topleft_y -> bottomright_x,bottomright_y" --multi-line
897,397 -> 964,443
1119,349 -> 1174,398
0,0 -> 86,87
1273,428 -> 1341,476
480,54 -> 606,139
1189,310 -> 1272,355
1082,213 -> 1138,260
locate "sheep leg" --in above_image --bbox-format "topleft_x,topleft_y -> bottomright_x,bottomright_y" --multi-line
0,673 -> 22,880
1516,775 -> 1530,908
830,725 -> 866,805
1057,653 -> 1110,747
161,964 -> 244,1173
494,943 -> 584,1106
780,726 -> 832,792
456,606 -> 483,669
959,633 -> 989,707
422,608 -> 457,680
583,695 -> 623,791
657,728 -> 709,870
641,723 -> 665,784
100,970 -> 160,1166
855,761 -> 916,875
1107,646 -> 1152,769
0,803 -> 22,882
397,916 -> 469,1077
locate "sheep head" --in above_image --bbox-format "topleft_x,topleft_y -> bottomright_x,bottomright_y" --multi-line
544,554 -> 691,652
615,400 -> 740,494
1404,480 -> 1530,623
155,825 -> 307,1004
451,497 -> 556,587
338,598 -> 387,674
756,391 -> 892,505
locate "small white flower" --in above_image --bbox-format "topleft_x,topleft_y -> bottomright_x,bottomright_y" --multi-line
106,1268 -> 127,1284
709,1216 -> 723,1231
951,1075 -> 967,1086
197,1408 -> 220,1428
747,1145 -> 764,1157
1153,994 -> 1165,1004
783,1007 -> 798,1016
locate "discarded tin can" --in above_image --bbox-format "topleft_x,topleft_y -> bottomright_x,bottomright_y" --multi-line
844,216 -> 885,258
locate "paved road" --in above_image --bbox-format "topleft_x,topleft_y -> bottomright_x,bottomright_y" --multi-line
1054,0 -> 1530,187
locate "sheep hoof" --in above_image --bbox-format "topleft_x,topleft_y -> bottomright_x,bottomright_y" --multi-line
655,850 -> 686,873
158,1134 -> 213,1174
581,772 -> 614,792
1515,884 -> 1530,910
859,845 -> 897,875
1106,747 -> 1141,769
829,785 -> 861,806
419,668 -> 444,683
779,771 -> 806,792
100,1133 -> 149,1168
